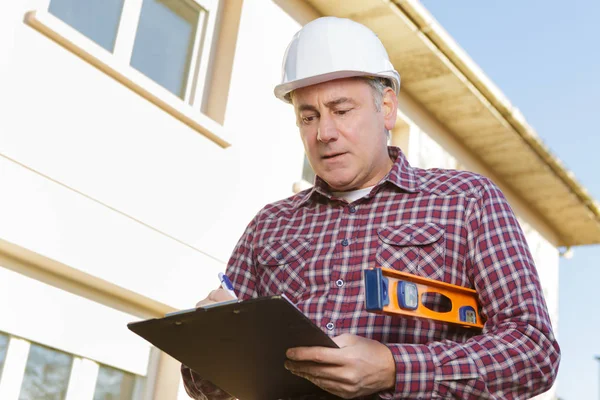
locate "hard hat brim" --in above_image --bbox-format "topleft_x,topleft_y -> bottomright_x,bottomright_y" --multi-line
274,70 -> 400,103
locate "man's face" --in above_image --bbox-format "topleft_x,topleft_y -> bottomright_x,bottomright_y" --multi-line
292,78 -> 397,192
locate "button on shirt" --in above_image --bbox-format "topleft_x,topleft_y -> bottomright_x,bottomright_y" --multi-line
182,147 -> 560,399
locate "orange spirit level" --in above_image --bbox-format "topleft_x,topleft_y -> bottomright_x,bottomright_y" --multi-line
364,267 -> 484,329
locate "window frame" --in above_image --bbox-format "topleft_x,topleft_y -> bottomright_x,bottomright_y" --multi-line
26,0 -> 231,147
115,0 -> 220,106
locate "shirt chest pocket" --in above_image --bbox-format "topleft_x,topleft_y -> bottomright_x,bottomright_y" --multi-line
376,223 -> 446,280
256,237 -> 312,301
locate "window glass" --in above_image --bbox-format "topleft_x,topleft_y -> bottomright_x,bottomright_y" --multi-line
302,155 -> 316,184
93,364 -> 138,400
131,0 -> 201,98
19,343 -> 73,400
0,332 -> 8,380
48,0 -> 125,52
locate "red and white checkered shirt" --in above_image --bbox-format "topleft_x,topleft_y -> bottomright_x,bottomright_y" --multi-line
182,146 -> 560,399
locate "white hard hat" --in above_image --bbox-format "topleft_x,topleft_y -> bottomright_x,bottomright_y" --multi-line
274,16 -> 401,103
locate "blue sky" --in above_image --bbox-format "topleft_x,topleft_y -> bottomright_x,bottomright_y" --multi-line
418,1 -> 600,398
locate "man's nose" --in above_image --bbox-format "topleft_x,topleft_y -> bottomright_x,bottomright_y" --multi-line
317,115 -> 339,143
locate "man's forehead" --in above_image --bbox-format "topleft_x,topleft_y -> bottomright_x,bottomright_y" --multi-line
292,79 -> 368,110
296,97 -> 358,112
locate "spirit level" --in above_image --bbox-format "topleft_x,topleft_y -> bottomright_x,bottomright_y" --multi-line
364,267 -> 484,329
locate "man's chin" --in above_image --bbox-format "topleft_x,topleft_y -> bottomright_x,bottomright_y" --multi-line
321,175 -> 356,192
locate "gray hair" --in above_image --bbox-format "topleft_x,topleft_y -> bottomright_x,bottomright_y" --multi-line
362,77 -> 390,112
363,77 -> 392,139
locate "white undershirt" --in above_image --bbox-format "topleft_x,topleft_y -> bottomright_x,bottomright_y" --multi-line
331,186 -> 375,203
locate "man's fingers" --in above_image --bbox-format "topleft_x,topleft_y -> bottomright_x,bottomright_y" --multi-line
195,288 -> 235,307
284,364 -> 357,399
195,298 -> 215,308
285,361 -> 346,381
286,346 -> 346,365
208,288 -> 235,302
286,334 -> 356,363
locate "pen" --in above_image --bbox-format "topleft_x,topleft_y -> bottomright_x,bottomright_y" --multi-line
218,272 -> 238,300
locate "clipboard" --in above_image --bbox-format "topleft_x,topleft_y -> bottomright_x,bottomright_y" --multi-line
127,295 -> 339,400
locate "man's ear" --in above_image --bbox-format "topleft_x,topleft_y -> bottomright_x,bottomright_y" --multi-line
382,87 -> 398,131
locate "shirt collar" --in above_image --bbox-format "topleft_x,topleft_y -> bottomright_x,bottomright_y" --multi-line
294,146 -> 420,208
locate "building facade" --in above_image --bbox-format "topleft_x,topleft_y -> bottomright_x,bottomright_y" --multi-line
1,0 -> 599,399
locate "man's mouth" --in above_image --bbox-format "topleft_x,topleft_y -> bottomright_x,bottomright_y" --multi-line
322,152 -> 346,160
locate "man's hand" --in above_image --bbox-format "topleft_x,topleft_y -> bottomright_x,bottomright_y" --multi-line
195,288 -> 236,308
284,333 -> 396,399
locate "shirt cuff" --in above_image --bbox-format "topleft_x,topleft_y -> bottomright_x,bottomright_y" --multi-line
181,364 -> 234,400
379,344 -> 436,399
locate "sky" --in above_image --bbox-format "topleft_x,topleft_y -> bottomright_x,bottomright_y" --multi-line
418,1 -> 600,399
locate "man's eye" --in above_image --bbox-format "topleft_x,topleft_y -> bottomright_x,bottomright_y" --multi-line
335,109 -> 351,116
302,116 -> 316,124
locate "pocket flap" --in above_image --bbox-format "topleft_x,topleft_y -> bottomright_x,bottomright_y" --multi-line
257,237 -> 312,266
377,223 -> 444,246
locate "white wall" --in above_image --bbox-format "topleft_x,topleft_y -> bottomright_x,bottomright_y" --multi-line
0,0 -> 308,397
0,0 -> 306,310
519,219 -> 560,331
0,266 -> 150,376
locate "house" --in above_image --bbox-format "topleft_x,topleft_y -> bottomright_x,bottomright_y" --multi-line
0,0 -> 598,398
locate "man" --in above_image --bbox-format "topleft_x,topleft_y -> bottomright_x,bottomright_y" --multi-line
182,17 -> 560,399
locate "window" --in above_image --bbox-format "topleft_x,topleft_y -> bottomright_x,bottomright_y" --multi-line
46,0 -> 219,105
131,0 -> 202,100
93,364 -> 142,400
27,0 -> 232,146
0,331 -> 146,400
19,343 -> 73,400
0,333 -> 8,380
302,155 -> 316,185
48,0 -> 125,52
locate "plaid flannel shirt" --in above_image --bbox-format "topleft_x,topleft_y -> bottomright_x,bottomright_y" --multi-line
182,146 -> 560,399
